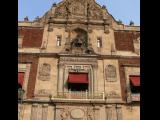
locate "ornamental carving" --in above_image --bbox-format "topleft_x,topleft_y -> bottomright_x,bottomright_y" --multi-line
54,0 -> 104,20
87,107 -> 94,120
60,107 -> 69,120
70,108 -> 85,119
106,91 -> 120,98
105,65 -> 117,81
36,89 -> 50,96
38,63 -> 51,81
60,57 -> 97,63
106,105 -> 122,120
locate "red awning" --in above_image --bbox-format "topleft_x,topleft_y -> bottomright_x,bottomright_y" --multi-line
130,76 -> 140,86
18,72 -> 25,86
68,73 -> 88,83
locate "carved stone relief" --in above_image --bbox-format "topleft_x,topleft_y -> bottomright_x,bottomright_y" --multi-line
38,63 -> 51,81
61,28 -> 96,54
87,107 -> 94,120
60,57 -> 97,63
55,106 -> 99,120
70,108 -> 85,119
35,89 -> 51,97
54,0 -> 104,20
106,91 -> 121,99
105,65 -> 117,82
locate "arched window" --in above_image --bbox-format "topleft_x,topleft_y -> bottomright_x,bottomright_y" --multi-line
105,65 -> 117,81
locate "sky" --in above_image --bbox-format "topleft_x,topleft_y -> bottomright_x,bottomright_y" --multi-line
18,0 -> 140,25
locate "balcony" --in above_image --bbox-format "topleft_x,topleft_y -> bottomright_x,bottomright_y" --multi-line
131,93 -> 140,101
53,91 -> 105,101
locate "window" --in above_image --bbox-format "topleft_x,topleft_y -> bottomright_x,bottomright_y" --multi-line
18,72 -> 25,89
18,72 -> 25,100
56,35 -> 62,46
129,75 -> 140,93
68,73 -> 88,91
129,75 -> 140,101
18,36 -> 23,48
97,37 -> 102,48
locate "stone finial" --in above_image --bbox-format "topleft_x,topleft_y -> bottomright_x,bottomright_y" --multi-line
52,2 -> 57,7
129,21 -> 134,26
24,16 -> 29,21
117,19 -> 122,24
102,5 -> 106,9
35,16 -> 39,20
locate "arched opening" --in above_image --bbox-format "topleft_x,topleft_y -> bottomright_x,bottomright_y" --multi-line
71,28 -> 88,48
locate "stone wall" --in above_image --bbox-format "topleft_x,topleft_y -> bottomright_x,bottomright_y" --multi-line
34,57 -> 58,99
18,54 -> 39,98
18,103 -> 139,120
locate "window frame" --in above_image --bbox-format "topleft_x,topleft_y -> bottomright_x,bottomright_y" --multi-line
56,35 -> 62,46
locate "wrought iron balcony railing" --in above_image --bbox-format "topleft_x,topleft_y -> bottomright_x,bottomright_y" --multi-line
131,93 -> 140,101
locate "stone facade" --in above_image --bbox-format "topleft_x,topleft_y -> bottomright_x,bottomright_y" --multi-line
18,0 -> 140,120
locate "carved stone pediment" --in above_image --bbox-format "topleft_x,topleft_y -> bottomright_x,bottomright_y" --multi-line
53,0 -> 106,20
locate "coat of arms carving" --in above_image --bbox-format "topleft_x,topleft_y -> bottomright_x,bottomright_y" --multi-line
38,63 -> 51,81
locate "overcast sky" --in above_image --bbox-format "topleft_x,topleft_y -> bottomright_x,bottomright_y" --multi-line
18,0 -> 140,25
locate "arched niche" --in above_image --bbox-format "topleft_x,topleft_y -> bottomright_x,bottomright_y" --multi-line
70,28 -> 88,48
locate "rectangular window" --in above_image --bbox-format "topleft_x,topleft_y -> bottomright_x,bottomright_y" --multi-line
129,75 -> 140,93
18,72 -> 25,88
68,73 -> 88,91
56,35 -> 62,46
97,37 -> 102,48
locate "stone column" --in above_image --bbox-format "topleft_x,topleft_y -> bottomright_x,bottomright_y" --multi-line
42,104 -> 48,120
58,63 -> 65,93
92,64 -> 98,93
106,105 -> 117,120
30,104 -> 38,120
116,105 -> 123,120
88,68 -> 93,94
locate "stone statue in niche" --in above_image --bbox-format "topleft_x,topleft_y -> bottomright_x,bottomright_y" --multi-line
38,63 -> 51,81
105,65 -> 117,81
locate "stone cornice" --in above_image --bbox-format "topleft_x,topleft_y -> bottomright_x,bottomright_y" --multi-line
18,52 -> 140,60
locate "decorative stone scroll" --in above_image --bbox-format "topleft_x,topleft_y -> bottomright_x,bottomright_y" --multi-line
87,107 -> 94,120
105,65 -> 117,82
38,63 -> 51,81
